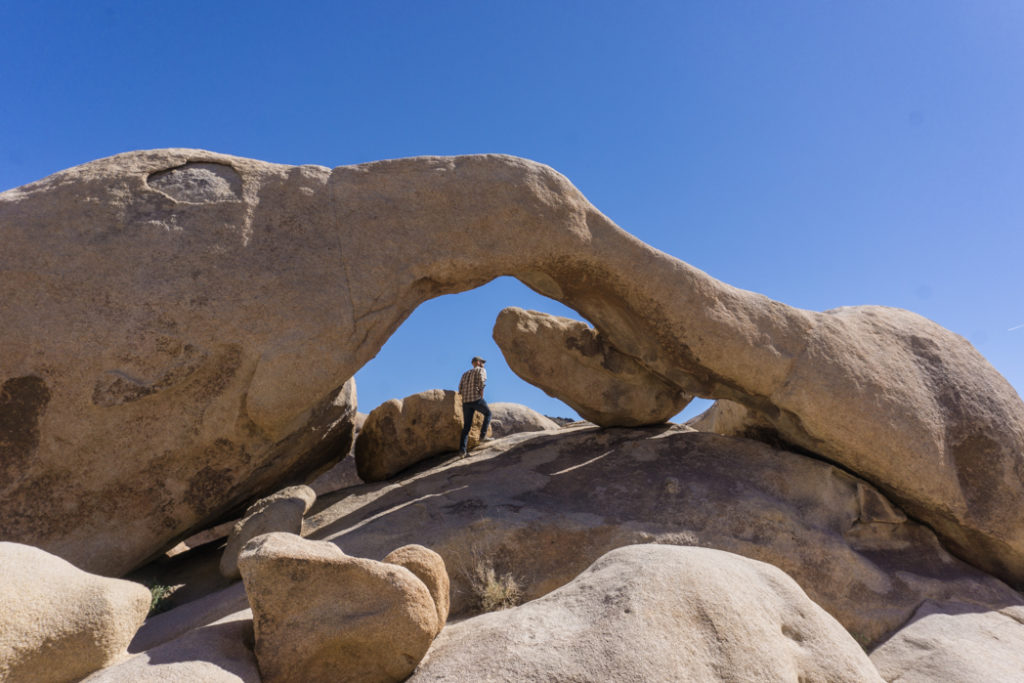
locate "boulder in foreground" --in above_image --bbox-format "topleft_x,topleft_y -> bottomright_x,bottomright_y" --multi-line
0,542 -> 151,683
238,533 -> 441,683
410,544 -> 883,682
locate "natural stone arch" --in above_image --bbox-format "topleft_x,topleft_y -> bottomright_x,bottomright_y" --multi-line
1,149 -> 1023,585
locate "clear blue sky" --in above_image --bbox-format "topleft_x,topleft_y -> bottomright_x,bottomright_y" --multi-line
3,2 -> 1022,421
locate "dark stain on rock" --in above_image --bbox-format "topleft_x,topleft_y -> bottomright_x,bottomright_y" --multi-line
184,440 -> 239,516
0,376 -> 51,483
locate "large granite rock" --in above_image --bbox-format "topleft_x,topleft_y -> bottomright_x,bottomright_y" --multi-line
219,484 -> 317,579
0,542 -> 151,683
411,544 -> 883,682
493,307 -> 691,426
487,402 -> 560,438
869,600 -> 1024,682
304,426 -> 1023,649
3,149 -> 1023,585
355,389 -> 486,482
238,533 -> 441,683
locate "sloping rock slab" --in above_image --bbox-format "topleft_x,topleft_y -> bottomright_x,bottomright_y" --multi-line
305,426 -> 1023,649
411,544 -> 882,682
82,610 -> 258,683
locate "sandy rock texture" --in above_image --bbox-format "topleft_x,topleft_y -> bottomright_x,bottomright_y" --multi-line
3,149 -> 1023,584
869,600 -> 1024,682
305,426 -> 1023,649
355,389 -> 487,482
383,545 -> 451,630
238,533 -> 441,683
412,544 -> 882,682
487,401 -> 560,437
493,307 -> 691,426
219,485 -> 317,579
0,542 -> 151,683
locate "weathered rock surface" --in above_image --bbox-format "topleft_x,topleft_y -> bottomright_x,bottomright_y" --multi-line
493,307 -> 691,426
383,545 -> 451,632
355,389 -> 486,482
82,610 -> 259,683
238,532 -> 440,683
0,542 -> 151,683
310,412 -> 366,495
4,149 -> 1024,585
487,401 -> 560,438
219,485 -> 317,579
411,544 -> 883,682
305,426 -> 1023,648
869,600 -> 1024,682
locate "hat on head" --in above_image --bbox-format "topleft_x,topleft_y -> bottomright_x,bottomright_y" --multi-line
472,356 -> 486,364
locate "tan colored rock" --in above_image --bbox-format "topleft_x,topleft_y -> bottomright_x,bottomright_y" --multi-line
238,533 -> 439,683
305,426 -> 1023,649
0,542 -> 151,683
411,544 -> 882,682
81,610 -> 259,683
219,485 -> 317,579
310,412 -> 366,495
355,389 -> 486,482
384,544 -> 450,631
487,402 -> 560,438
3,149 -> 1023,585
493,307 -> 691,426
869,600 -> 1024,682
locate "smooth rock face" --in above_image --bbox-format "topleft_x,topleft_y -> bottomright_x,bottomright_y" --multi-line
487,402 -> 560,438
219,485 -> 317,579
411,544 -> 883,682
3,149 -> 1024,585
238,533 -> 439,683
355,390 -> 486,482
383,544 -> 451,631
869,600 -> 1024,682
0,542 -> 151,683
304,426 -> 1023,649
493,307 -> 691,426
81,610 -> 259,683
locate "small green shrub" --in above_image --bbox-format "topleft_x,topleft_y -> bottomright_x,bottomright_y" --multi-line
148,584 -> 177,615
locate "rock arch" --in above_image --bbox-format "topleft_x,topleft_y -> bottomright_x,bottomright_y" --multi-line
1,149 -> 1022,584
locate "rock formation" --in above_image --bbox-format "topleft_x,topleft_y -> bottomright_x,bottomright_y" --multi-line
354,389 -> 487,482
238,533 -> 443,683
219,485 -> 317,579
382,545 -> 450,632
493,307 -> 691,425
410,544 -> 883,682
0,542 -> 151,683
486,402 -> 560,437
51,427 -> 1024,681
3,149 -> 1023,587
304,425 -> 1023,648
869,600 -> 1024,682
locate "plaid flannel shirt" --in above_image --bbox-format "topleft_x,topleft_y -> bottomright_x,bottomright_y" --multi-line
459,366 -> 487,402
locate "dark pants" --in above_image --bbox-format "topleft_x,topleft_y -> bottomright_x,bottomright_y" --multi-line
460,398 -> 492,452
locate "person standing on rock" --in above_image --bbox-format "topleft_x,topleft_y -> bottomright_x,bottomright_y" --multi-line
458,356 -> 492,455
